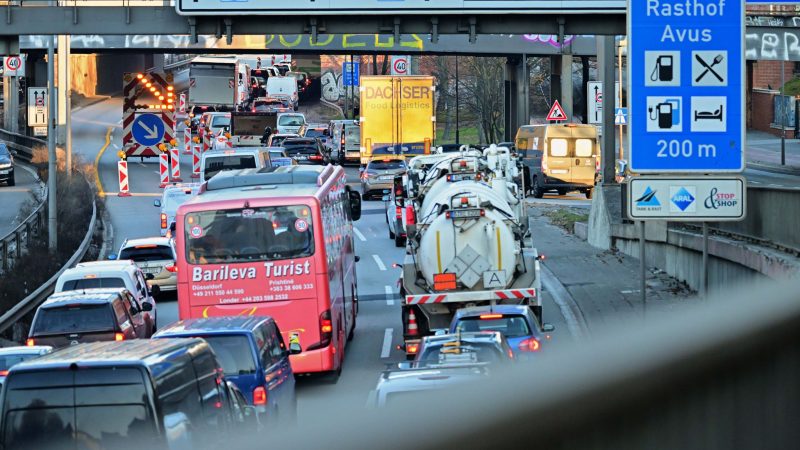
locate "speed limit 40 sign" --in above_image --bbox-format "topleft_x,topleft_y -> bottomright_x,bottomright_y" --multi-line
2,55 -> 25,77
390,55 -> 411,75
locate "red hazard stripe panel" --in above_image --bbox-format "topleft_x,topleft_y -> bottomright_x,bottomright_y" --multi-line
512,290 -> 525,299
496,291 -> 509,300
433,295 -> 446,303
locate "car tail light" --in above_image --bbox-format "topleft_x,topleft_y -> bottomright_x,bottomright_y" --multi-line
406,343 -> 419,354
165,264 -> 178,273
253,386 -> 267,406
115,333 -> 125,341
519,337 -> 541,352
310,155 -> 322,161
395,206 -> 402,219
160,213 -> 167,229
0,370 -> 8,377
25,338 -> 34,347
479,314 -> 504,320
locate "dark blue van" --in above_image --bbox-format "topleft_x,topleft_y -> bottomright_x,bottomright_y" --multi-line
153,316 -> 298,423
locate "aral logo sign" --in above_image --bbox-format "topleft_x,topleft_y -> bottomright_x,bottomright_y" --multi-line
670,186 -> 696,212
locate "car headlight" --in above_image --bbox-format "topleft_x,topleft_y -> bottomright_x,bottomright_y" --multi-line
0,163 -> 11,169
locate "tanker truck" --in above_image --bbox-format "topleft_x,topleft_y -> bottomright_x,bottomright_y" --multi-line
398,145 -> 542,357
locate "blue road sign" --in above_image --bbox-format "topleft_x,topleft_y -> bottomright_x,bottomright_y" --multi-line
343,62 -> 360,87
629,0 -> 744,173
615,107 -> 628,125
132,113 -> 165,147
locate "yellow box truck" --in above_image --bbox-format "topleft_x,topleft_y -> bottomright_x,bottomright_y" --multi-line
359,76 -> 436,166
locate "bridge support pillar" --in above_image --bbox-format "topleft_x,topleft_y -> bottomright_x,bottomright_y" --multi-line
504,54 -> 529,142
560,52 -> 574,120
57,35 -> 69,146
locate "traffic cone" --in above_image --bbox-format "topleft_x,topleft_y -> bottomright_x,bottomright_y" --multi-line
408,309 -> 419,336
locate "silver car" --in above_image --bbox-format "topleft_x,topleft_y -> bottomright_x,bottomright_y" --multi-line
113,237 -> 177,295
361,158 -> 407,200
155,183 -> 199,237
368,361 -> 491,408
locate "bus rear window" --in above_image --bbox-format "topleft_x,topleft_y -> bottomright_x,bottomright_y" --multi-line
204,155 -> 257,180
185,205 -> 314,264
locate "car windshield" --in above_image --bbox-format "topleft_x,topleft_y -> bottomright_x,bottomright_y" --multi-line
119,245 -> 173,262
34,305 -> 114,334
455,315 -> 531,338
204,155 -> 257,180
418,342 -> 504,364
200,335 -> 257,377
0,353 -> 43,371
279,116 -> 304,126
62,277 -> 126,291
369,160 -> 405,171
185,205 -> 314,264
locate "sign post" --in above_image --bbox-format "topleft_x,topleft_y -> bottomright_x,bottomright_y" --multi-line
628,0 -> 746,304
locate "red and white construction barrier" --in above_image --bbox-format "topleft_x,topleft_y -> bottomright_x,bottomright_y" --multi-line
169,147 -> 182,182
202,131 -> 211,153
182,128 -> 192,155
159,153 -> 169,188
117,161 -> 131,197
192,142 -> 201,178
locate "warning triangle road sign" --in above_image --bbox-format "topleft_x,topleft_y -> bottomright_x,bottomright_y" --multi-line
546,100 -> 568,122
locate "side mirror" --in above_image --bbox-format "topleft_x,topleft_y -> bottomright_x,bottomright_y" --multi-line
108,254 -> 118,260
141,302 -> 154,312
289,341 -> 302,355
348,189 -> 362,221
542,323 -> 556,333
150,285 -> 160,296
153,199 -> 161,208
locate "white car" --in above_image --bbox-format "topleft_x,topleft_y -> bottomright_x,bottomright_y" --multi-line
55,259 -> 158,324
383,181 -> 408,248
276,112 -> 306,134
200,147 -> 272,183
113,237 -> 178,297
155,183 -> 200,237
266,76 -> 299,110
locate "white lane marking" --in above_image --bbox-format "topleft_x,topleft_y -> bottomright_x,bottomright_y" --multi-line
372,254 -> 387,271
353,227 -> 366,242
380,328 -> 393,358
620,290 -> 640,294
385,285 -> 394,306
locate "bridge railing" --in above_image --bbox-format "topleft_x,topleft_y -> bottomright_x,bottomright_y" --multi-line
261,278 -> 800,449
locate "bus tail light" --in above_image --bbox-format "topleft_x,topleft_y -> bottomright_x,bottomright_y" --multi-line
160,213 -> 167,229
253,386 -> 268,406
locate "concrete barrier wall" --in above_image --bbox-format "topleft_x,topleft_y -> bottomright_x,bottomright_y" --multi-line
709,186 -> 800,253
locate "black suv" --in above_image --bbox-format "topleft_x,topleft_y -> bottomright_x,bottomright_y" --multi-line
0,143 -> 14,186
282,137 -> 330,165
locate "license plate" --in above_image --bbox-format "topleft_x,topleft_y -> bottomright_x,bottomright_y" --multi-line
143,267 -> 161,274
448,209 -> 483,220
0,170 -> 7,175
448,173 -> 475,182
379,175 -> 394,181
295,155 -> 308,160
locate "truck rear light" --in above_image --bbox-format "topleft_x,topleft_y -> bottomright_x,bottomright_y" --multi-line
519,337 -> 541,352
405,205 -> 416,226
407,343 -> 419,354
395,207 -> 402,219
160,213 -> 167,229
115,333 -> 125,341
253,386 -> 268,406
25,338 -> 35,347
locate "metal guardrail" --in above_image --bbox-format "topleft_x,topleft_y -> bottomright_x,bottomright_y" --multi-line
0,198 -> 95,335
0,184 -> 47,273
0,128 -> 46,164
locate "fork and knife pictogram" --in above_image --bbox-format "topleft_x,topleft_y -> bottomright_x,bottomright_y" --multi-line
695,54 -> 724,83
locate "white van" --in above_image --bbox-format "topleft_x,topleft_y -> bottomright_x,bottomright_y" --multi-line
200,147 -> 272,183
266,76 -> 299,110
276,112 -> 306,135
55,260 -> 158,325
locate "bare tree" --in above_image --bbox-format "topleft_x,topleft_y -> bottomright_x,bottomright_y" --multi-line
459,56 -> 505,143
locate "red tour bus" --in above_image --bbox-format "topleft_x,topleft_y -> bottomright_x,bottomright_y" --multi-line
175,165 -> 362,376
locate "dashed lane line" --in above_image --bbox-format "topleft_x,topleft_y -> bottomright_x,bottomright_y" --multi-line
353,227 -> 366,242
385,285 -> 394,306
372,254 -> 387,271
380,328 -> 393,358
